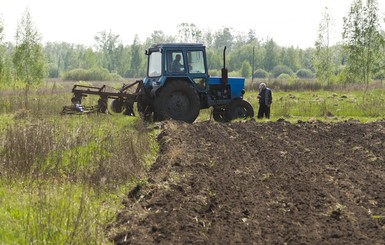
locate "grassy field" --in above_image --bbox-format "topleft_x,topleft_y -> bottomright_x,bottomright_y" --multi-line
0,80 -> 384,244
242,89 -> 385,123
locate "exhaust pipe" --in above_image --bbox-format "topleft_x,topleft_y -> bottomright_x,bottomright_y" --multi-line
221,46 -> 228,84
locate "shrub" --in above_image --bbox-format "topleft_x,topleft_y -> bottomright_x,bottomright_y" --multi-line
241,61 -> 251,78
253,68 -> 269,78
47,63 -> 59,78
63,68 -> 89,81
296,69 -> 315,79
63,67 -> 124,81
229,70 -> 241,77
208,69 -> 219,76
272,65 -> 294,78
277,73 -> 292,80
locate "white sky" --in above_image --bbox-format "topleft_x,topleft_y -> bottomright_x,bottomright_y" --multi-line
0,0 -> 384,48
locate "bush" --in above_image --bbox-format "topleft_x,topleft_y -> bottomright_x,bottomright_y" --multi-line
63,68 -> 89,81
241,61 -> 251,78
63,67 -> 124,81
47,63 -> 59,78
253,68 -> 269,78
229,70 -> 241,77
374,70 -> 385,80
296,69 -> 315,79
272,65 -> 294,78
208,69 -> 219,76
277,73 -> 292,80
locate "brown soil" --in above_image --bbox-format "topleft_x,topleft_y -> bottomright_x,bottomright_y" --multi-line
108,119 -> 385,244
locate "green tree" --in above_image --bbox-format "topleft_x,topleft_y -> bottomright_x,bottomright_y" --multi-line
0,15 -> 4,42
44,42 -> 97,78
241,60 -> 251,78
299,48 -> 315,71
263,38 -> 279,71
13,9 -> 45,104
94,30 -> 122,73
247,29 -> 258,43
145,30 -> 175,47
213,27 -> 234,50
315,7 -> 335,85
281,46 -> 301,72
206,49 -> 222,70
228,42 -> 262,73
127,35 -> 144,78
80,47 -> 98,70
57,43 -> 77,71
204,30 -> 214,48
44,42 -> 62,78
342,0 -> 385,88
177,23 -> 203,43
0,16 -> 6,85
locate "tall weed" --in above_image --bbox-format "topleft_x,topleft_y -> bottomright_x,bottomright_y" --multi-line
0,114 -> 153,244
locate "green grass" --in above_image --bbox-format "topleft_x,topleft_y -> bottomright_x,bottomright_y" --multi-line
242,89 -> 385,122
0,179 -> 128,244
0,104 -> 156,244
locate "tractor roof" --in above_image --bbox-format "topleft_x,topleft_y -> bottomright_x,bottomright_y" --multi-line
150,43 -> 205,49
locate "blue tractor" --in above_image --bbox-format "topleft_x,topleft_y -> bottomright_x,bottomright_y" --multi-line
64,43 -> 254,123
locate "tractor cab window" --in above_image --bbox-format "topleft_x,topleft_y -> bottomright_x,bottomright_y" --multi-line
187,51 -> 205,74
148,51 -> 162,77
167,51 -> 185,73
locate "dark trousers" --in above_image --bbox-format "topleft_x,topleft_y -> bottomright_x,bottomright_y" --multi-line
258,104 -> 270,119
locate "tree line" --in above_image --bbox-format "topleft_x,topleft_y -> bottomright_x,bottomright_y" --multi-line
0,0 -> 384,90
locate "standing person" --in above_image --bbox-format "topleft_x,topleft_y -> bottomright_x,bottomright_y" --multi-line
257,82 -> 272,119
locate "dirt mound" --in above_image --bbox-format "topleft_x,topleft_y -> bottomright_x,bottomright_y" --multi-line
109,119 -> 385,244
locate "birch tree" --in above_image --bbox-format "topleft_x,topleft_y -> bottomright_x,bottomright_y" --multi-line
342,0 -> 385,88
13,8 -> 45,100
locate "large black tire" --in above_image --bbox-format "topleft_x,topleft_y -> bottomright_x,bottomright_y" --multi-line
225,99 -> 254,121
154,80 -> 200,123
212,107 -> 230,122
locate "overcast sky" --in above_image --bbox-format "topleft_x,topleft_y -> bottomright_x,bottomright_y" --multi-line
0,0 -> 384,48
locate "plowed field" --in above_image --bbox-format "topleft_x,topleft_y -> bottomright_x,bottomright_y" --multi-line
109,119 -> 385,244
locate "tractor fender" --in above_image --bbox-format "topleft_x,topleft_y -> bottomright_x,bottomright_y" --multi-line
154,77 -> 193,96
149,77 -> 194,98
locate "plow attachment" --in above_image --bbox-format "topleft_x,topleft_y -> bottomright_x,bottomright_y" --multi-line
61,80 -> 146,115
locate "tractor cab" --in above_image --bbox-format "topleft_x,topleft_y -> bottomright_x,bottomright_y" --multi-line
144,43 -> 209,95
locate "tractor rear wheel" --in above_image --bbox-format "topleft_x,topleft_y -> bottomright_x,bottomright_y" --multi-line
225,99 -> 254,121
154,80 -> 200,123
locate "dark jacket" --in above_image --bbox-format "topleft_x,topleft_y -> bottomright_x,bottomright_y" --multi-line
171,59 -> 183,72
258,88 -> 272,105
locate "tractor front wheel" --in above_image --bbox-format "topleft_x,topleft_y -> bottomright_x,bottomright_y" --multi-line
154,80 -> 200,123
212,107 -> 230,122
225,99 -> 254,121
